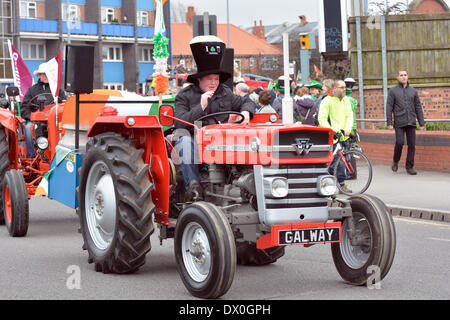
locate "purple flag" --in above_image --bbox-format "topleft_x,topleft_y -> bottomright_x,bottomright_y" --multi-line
8,40 -> 33,102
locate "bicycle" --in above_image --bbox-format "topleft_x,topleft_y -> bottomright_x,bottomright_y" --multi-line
331,130 -> 372,196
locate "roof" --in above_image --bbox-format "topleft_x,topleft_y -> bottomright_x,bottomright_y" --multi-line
409,0 -> 449,11
243,21 -> 319,44
171,23 -> 282,56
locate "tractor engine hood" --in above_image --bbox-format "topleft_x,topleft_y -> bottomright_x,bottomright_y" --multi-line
196,123 -> 334,165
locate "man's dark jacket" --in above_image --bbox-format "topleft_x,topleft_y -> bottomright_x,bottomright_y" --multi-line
21,81 -> 67,121
174,83 -> 256,134
386,82 -> 424,128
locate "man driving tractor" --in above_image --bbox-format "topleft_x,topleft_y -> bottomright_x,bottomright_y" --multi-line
174,36 -> 256,201
21,62 -> 66,158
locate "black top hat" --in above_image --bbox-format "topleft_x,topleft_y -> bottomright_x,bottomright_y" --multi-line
187,36 -> 231,84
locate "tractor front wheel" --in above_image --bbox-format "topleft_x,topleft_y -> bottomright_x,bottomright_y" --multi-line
0,125 -> 9,225
78,133 -> 155,273
174,202 -> 236,299
2,170 -> 29,237
331,194 -> 396,286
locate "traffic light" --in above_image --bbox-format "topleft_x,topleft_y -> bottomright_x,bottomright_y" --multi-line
300,34 -> 310,50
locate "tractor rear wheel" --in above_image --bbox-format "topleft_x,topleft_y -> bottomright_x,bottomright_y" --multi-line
78,133 -> 155,273
174,202 -> 236,299
0,125 -> 9,225
2,170 -> 29,237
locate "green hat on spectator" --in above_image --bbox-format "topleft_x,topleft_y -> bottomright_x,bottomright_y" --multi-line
305,80 -> 322,89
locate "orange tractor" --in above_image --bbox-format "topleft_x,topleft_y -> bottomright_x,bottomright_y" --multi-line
0,86 -> 396,299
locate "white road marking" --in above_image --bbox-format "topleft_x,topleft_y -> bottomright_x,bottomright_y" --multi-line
425,237 -> 450,243
393,216 -> 450,228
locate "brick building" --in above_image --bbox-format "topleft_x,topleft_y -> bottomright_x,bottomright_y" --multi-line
1,0 -> 171,93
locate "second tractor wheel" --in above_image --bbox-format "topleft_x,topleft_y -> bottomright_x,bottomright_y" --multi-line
2,170 -> 29,237
78,133 -> 155,274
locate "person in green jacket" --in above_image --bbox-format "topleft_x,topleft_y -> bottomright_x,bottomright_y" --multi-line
318,80 -> 354,139
318,80 -> 354,192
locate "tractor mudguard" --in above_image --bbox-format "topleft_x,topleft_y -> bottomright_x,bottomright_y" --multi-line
0,109 -> 19,132
88,115 -> 171,226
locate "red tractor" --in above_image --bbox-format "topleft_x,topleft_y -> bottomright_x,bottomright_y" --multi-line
0,88 -> 396,299
0,87 -> 63,236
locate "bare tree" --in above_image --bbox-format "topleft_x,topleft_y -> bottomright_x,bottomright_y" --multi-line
368,1 -> 409,15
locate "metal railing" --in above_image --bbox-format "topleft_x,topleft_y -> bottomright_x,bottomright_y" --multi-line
357,119 -> 450,129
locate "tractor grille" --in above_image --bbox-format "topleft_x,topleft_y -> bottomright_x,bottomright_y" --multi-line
262,164 -> 329,209
272,130 -> 330,159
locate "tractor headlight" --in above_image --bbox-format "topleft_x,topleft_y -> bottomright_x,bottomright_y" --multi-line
271,177 -> 289,198
36,136 -> 49,150
317,175 -> 337,196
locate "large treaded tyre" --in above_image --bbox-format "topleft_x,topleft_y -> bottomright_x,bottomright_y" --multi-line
78,133 -> 155,274
3,170 -> 29,237
174,202 -> 236,299
236,241 -> 285,266
0,125 -> 9,225
331,194 -> 396,286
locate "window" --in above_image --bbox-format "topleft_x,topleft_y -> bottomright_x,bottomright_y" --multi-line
104,83 -> 123,90
21,42 -> 45,60
20,1 -> 36,19
249,57 -> 255,68
101,7 -> 115,23
62,4 -> 79,21
102,45 -> 122,61
137,11 -> 149,26
261,57 -> 279,71
139,47 -> 153,62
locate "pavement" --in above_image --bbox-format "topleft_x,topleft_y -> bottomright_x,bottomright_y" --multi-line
357,163 -> 450,222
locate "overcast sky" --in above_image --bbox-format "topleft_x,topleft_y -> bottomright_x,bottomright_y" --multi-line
172,0 -> 450,27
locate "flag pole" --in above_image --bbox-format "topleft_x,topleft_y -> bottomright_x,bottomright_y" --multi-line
7,40 -> 16,87
6,39 -> 17,114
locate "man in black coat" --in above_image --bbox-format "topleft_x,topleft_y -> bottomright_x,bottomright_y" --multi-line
174,36 -> 256,200
22,64 -> 67,121
386,70 -> 425,175
22,63 -> 67,158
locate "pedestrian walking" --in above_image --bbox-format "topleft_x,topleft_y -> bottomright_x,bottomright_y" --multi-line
386,70 -> 425,175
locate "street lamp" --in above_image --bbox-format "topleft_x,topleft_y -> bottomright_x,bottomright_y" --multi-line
226,0 -> 230,47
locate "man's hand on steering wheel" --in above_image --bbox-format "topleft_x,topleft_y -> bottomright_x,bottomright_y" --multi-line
26,93 -> 54,111
240,111 -> 250,124
196,111 -> 247,125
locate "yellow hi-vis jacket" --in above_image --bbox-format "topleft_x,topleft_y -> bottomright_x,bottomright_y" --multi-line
318,93 -> 354,142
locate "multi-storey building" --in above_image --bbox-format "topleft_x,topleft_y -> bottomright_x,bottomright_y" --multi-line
1,0 -> 172,93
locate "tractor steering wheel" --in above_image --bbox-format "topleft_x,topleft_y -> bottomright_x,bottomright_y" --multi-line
196,111 -> 245,125
26,93 -> 55,111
